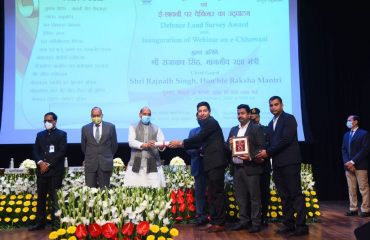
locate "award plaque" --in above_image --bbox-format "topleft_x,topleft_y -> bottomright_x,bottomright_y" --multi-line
232,137 -> 249,156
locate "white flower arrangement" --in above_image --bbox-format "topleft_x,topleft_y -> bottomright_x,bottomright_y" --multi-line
169,156 -> 186,166
19,159 -> 36,169
163,165 -> 194,190
0,174 -> 36,195
113,157 -> 125,167
57,186 -> 172,228
301,164 -> 316,191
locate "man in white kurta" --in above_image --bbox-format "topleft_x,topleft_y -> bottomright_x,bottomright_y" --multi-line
124,107 -> 166,188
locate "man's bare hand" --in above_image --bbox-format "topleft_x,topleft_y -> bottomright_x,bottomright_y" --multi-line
168,140 -> 183,148
256,149 -> 268,159
39,162 -> 49,174
345,162 -> 356,173
141,140 -> 156,149
238,154 -> 250,161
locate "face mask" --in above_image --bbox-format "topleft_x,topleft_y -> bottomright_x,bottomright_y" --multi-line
346,121 -> 352,129
92,117 -> 102,125
44,121 -> 53,130
141,116 -> 151,125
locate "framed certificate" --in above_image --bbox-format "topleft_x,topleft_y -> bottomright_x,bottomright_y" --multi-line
232,137 -> 249,156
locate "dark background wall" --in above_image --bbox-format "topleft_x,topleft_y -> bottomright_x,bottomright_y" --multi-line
1,1 -> 369,201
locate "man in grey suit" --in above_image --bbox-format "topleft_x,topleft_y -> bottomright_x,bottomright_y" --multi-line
81,106 -> 118,188
227,104 -> 265,233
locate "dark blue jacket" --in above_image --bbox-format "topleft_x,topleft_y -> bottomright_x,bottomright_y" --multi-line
342,128 -> 369,170
266,111 -> 301,168
186,127 -> 204,177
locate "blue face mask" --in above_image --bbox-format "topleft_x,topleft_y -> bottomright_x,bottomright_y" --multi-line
346,121 -> 352,129
141,116 -> 151,125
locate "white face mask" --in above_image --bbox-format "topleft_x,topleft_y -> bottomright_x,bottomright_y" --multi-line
44,121 -> 53,130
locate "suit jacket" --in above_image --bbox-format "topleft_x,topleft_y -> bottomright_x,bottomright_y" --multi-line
183,116 -> 227,172
341,128 -> 369,170
33,128 -> 67,177
267,111 -> 301,168
81,121 -> 118,172
186,127 -> 204,177
227,122 -> 265,175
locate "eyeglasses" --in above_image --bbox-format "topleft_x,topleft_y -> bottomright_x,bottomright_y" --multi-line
43,120 -> 54,123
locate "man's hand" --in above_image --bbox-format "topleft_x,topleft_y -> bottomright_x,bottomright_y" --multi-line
228,137 -> 234,145
39,161 -> 49,174
345,162 -> 356,173
256,149 -> 268,159
348,165 -> 356,173
141,140 -> 156,149
168,140 -> 183,148
238,154 -> 250,161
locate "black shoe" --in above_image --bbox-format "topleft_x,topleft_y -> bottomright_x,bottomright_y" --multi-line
248,226 -> 261,233
28,224 -> 46,231
359,212 -> 370,217
276,225 -> 295,234
290,227 -> 309,236
345,210 -> 358,216
229,223 -> 249,231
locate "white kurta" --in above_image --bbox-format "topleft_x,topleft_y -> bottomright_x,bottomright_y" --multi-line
124,124 -> 166,188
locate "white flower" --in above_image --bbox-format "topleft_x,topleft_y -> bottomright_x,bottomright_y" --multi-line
113,157 -> 125,167
169,156 -> 186,166
61,216 -> 70,224
54,210 -> 62,217
19,159 -> 36,169
163,217 -> 170,226
148,211 -> 155,221
90,187 -> 99,194
80,217 -> 90,225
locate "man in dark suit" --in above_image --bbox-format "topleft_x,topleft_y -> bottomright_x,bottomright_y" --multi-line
169,101 -> 227,233
256,96 -> 308,236
186,113 -> 208,226
341,115 -> 370,217
29,112 -> 67,231
227,104 -> 265,233
250,107 -> 272,227
81,107 -> 118,188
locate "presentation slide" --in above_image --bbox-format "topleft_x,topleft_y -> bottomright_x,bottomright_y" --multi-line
1,0 -> 304,144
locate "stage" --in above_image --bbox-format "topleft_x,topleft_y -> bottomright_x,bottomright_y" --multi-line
0,201 -> 368,240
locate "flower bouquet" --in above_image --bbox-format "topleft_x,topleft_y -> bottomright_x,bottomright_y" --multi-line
19,159 -> 36,175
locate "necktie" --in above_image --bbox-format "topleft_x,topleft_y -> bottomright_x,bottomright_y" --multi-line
95,124 -> 100,143
273,117 -> 278,131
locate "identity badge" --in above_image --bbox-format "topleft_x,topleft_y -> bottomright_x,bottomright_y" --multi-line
49,145 -> 55,153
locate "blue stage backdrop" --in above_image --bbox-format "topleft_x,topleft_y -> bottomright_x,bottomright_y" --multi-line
1,0 -> 304,144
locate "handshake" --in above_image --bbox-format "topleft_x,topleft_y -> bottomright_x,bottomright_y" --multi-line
141,140 -> 183,149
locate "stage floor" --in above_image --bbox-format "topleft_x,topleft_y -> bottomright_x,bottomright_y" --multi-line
0,201 -> 368,240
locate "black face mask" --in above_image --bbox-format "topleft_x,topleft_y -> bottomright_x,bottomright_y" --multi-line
250,118 -> 257,123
